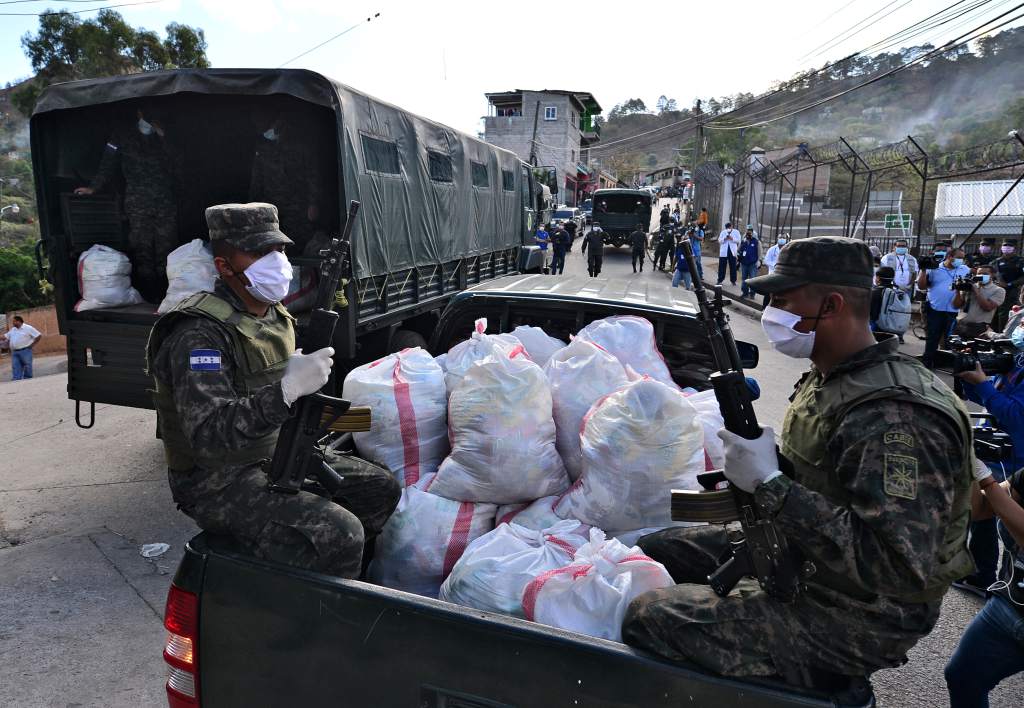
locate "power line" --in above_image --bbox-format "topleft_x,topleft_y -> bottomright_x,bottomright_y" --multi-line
278,11 -> 381,68
0,0 -> 162,14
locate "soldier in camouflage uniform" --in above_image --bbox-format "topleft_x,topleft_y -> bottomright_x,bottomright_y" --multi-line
75,108 -> 178,302
249,115 -> 324,253
146,203 -> 399,578
623,237 -> 976,686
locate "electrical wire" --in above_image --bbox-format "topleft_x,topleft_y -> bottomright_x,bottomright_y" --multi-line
799,0 -> 914,64
278,11 -> 381,68
0,0 -> 161,14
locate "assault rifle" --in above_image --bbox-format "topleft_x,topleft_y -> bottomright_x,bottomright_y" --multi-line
268,201 -> 370,495
670,239 -> 813,603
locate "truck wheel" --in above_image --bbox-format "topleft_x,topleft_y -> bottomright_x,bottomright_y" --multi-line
389,329 -> 428,353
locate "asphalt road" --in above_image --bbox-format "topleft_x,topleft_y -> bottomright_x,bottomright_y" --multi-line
1,210 -> 1021,706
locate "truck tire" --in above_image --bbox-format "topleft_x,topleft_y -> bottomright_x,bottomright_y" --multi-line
389,328 -> 428,353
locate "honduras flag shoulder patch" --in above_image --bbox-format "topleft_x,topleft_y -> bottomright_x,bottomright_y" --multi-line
189,349 -> 222,371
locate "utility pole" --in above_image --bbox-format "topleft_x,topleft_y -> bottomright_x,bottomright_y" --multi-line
528,100 -> 541,167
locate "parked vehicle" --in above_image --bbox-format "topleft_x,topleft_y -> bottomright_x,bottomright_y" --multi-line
590,188 -> 653,247
551,206 -> 584,235
162,274 -> 873,707
581,197 -> 593,224
29,68 -> 543,425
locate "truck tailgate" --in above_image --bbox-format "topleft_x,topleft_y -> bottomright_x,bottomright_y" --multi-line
195,545 -> 865,708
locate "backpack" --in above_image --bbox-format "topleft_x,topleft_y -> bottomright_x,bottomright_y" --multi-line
877,287 -> 911,334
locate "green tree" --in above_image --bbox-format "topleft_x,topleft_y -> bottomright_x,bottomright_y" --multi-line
608,98 -> 648,119
13,9 -> 209,116
0,243 -> 50,311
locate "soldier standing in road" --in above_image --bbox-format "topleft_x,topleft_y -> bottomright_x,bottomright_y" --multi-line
623,237 -> 975,688
581,227 -> 604,277
992,239 -> 1024,331
630,223 -> 647,273
75,107 -> 178,303
146,203 -> 399,579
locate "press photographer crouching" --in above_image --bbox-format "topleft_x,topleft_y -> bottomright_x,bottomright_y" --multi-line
951,332 -> 1024,599
952,264 -> 1005,340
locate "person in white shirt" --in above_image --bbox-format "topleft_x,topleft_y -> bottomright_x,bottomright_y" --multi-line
761,234 -> 788,307
716,221 -> 742,285
1,315 -> 42,380
879,239 -> 919,292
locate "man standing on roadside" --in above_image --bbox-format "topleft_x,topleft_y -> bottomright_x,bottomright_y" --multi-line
738,226 -> 762,298
879,239 -> 919,293
581,226 -> 604,277
535,223 -> 552,274
717,221 -> 741,286
1,315 -> 42,381
992,239 -> 1024,331
918,246 -> 970,369
550,223 -> 570,275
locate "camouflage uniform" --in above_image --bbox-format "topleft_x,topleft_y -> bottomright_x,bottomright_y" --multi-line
623,237 -> 975,682
146,203 -> 399,579
249,129 -> 324,252
90,126 -> 178,300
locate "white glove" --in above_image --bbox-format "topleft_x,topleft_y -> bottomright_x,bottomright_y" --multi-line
973,457 -> 994,483
280,347 -> 334,406
716,426 -> 783,493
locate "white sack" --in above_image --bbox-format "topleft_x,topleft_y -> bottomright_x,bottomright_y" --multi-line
510,325 -> 566,368
685,389 -> 726,471
439,519 -> 589,617
544,339 -> 629,481
555,379 -> 704,533
521,528 -> 674,641
431,353 -> 569,504
495,495 -> 566,531
574,315 -> 676,388
367,474 -> 495,597
442,317 -> 522,395
157,239 -> 217,314
343,348 -> 449,487
74,244 -> 145,311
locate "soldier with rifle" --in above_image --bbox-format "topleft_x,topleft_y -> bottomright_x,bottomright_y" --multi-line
146,202 -> 399,579
623,236 -> 975,690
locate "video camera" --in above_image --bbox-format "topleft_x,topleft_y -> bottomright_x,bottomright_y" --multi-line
951,275 -> 982,292
973,423 -> 1014,462
935,336 -> 1017,375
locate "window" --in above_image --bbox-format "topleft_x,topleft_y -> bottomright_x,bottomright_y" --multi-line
428,150 -> 453,183
501,169 -> 514,192
544,105 -> 557,121
571,150 -> 576,163
361,134 -> 399,174
471,161 -> 489,188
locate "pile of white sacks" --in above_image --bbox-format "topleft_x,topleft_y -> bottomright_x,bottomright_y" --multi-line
342,315 -> 725,642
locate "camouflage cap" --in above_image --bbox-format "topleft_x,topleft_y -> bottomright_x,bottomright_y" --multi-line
204,202 -> 294,252
745,236 -> 874,294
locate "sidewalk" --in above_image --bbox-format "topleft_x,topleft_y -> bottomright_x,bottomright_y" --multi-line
0,351 -> 67,381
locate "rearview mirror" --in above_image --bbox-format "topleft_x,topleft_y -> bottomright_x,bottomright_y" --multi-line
736,340 -> 759,370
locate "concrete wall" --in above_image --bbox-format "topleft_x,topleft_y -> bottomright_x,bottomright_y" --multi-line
3,304 -> 65,355
484,91 -> 583,205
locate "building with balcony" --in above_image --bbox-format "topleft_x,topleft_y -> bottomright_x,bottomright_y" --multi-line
483,89 -> 601,207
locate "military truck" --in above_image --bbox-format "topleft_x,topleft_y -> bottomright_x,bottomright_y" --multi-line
29,68 -> 543,426
590,188 -> 653,247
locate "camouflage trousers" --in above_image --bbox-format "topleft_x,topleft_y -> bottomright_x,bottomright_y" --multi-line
622,525 -> 920,679
169,452 -> 400,579
125,196 -> 177,301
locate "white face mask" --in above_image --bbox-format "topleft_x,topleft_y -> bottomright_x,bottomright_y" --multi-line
777,238 -> 787,246
240,250 -> 293,304
138,117 -> 154,136
263,127 -> 278,141
761,305 -> 816,359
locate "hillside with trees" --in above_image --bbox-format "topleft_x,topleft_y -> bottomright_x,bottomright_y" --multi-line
595,25 -> 1024,180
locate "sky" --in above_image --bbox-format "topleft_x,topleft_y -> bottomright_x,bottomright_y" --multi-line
1,0 -> 1021,136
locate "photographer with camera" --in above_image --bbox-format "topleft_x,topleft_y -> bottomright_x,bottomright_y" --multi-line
918,246 -> 971,369
953,264 -> 1006,340
954,330 -> 1024,600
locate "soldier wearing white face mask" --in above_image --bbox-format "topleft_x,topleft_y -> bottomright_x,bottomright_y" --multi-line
145,203 -> 399,579
624,236 -> 975,686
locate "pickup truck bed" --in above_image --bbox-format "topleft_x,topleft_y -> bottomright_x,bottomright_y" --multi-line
173,534 -> 873,708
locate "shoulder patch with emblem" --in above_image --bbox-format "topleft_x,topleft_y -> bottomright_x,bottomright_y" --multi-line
189,349 -> 221,371
884,453 -> 918,500
884,432 -> 915,448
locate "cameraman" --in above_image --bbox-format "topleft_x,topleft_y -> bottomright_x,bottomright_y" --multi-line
955,336 -> 1024,598
953,264 -> 1006,340
918,246 -> 970,369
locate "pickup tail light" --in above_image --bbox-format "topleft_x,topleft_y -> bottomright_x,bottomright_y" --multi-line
164,584 -> 199,707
